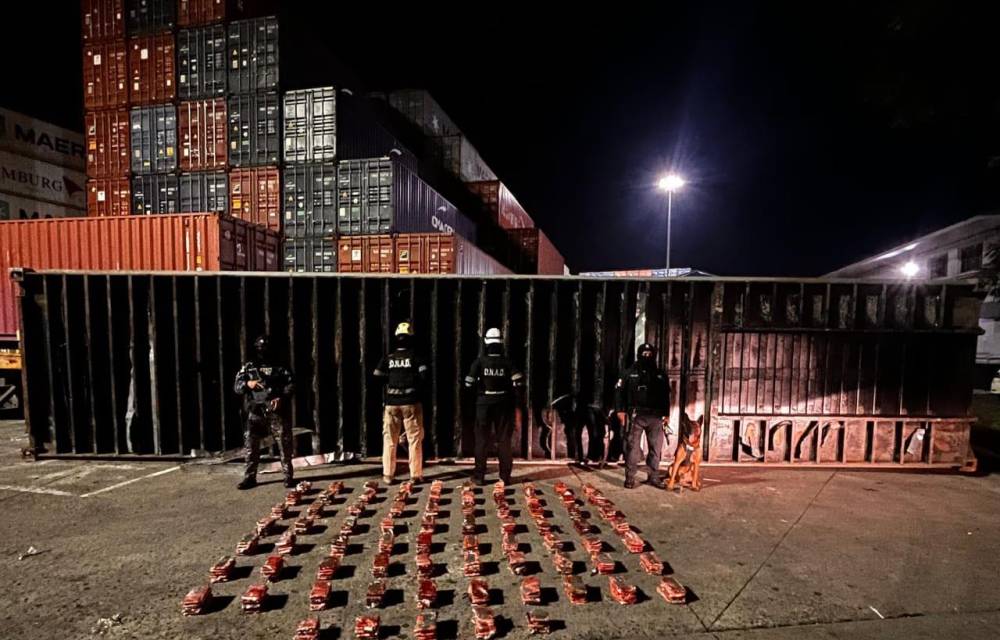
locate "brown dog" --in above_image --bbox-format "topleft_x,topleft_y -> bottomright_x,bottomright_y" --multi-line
667,414 -> 703,491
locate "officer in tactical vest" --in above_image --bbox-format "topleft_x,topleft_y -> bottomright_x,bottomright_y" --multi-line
234,335 -> 295,490
464,328 -> 524,485
615,342 -> 670,489
374,322 -> 428,485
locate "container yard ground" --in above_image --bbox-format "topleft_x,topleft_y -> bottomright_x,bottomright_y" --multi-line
0,420 -> 998,640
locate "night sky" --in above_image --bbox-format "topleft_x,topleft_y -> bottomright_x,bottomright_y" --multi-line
4,2 -> 999,276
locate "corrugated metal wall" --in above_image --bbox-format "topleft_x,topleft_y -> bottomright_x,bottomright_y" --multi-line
13,273 -> 981,468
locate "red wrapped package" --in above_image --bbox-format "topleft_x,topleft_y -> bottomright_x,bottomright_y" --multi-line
463,535 -> 479,553
506,550 -> 527,575
285,490 -> 302,507
347,501 -> 364,517
380,517 -> 395,535
415,611 -> 437,640
639,552 -> 664,575
241,583 -> 268,613
416,552 -> 434,578
330,534 -> 349,557
563,575 -> 587,604
525,609 -> 552,635
294,617 -> 319,640
582,536 -> 603,555
520,576 -> 542,605
294,516 -> 315,535
181,585 -> 212,616
573,519 -> 593,536
582,483 -> 599,498
500,517 -> 517,536
390,499 -> 406,518
462,515 -> 477,536
379,531 -> 395,555
421,515 -> 437,535
416,578 -> 437,609
309,580 -> 331,611
236,533 -> 259,556
276,531 -> 296,556
271,503 -> 288,519
296,481 -> 312,493
591,554 -> 615,575
354,615 -> 380,640
608,576 -> 637,605
366,579 -> 387,608
372,552 -> 390,579
542,532 -> 564,553
209,555 -> 235,583
552,552 -> 573,576
341,517 -> 358,537
535,519 -> 552,535
256,516 -> 278,537
417,531 -> 434,554
306,502 -> 325,519
621,531 -> 646,554
468,578 -> 490,605
612,518 -> 631,535
463,550 -> 481,577
260,554 -> 284,580
317,556 -> 340,580
472,606 -> 496,640
553,481 -> 568,495
501,535 -> 519,555
657,577 -> 687,604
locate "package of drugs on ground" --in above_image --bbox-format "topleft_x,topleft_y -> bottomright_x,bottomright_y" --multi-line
563,575 -> 587,605
379,531 -> 395,554
417,531 -> 433,554
260,554 -> 284,580
657,577 -> 687,604
463,535 -> 479,553
296,481 -> 313,493
366,579 -> 387,608
325,481 -> 344,497
271,503 -> 289,519
390,499 -> 406,518
256,516 -> 278,537
285,490 -> 302,507
380,517 -> 395,535
611,518 -> 631,535
468,578 -> 490,605
209,555 -> 235,583
582,536 -> 603,555
354,614 -> 380,639
534,519 -> 552,535
317,556 -> 340,580
181,584 -> 212,616
415,611 -> 437,640
552,551 -> 573,576
294,516 -> 315,535
294,616 -> 320,640
501,534 -> 519,555
241,583 -> 268,613
590,494 -> 612,509
462,515 -> 477,536
372,552 -> 390,578
542,532 -> 564,553
500,517 -> 517,536
523,483 -> 536,497
236,533 -> 259,556
639,552 -> 663,575
520,576 -> 542,605
364,480 -> 380,490
608,576 -> 637,605
309,579 -> 331,611
416,552 -> 434,578
306,502 -> 325,518
472,606 -> 496,640
421,515 -> 437,535
553,482 -> 568,495
416,578 -> 437,609
591,553 -> 615,575
621,530 -> 646,554
582,483 -> 600,498
348,501 -> 364,517
276,531 -> 296,556
526,609 -> 552,635
330,534 -> 349,557
507,550 -> 528,575
362,487 -> 377,503
341,517 -> 358,537
424,501 -> 439,517
598,505 -> 619,521
463,550 -> 481,577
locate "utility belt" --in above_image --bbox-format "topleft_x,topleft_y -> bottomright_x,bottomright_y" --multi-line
482,390 -> 510,396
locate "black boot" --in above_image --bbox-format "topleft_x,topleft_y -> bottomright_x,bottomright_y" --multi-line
238,477 -> 257,490
624,477 -> 636,489
284,477 -> 296,489
646,475 -> 665,489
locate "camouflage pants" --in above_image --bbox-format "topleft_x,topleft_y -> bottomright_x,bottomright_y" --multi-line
244,410 -> 293,482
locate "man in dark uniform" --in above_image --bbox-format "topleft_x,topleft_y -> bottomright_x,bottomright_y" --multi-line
373,322 -> 428,485
615,342 -> 670,489
465,328 -> 524,486
234,335 -> 295,490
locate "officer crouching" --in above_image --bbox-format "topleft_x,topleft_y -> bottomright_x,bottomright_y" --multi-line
615,342 -> 670,489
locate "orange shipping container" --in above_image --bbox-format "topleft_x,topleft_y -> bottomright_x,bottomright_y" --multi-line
337,235 -> 395,273
0,213 -> 281,340
228,167 -> 281,231
395,233 -> 510,275
83,40 -> 129,110
179,99 -> 228,170
128,33 -> 176,105
87,178 -> 131,217
466,181 -> 534,230
85,109 -> 130,178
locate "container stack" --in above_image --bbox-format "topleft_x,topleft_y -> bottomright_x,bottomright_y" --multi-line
76,0 -> 280,270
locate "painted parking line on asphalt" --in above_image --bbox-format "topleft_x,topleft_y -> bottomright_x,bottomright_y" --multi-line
0,484 -> 76,497
79,466 -> 181,498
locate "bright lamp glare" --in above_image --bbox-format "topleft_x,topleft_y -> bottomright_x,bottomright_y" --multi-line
658,174 -> 685,192
900,261 -> 919,278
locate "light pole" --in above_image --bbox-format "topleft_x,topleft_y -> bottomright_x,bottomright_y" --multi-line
657,174 -> 685,272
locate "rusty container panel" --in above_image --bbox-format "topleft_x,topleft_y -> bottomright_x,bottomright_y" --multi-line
82,0 -> 125,42
394,233 -> 510,275
177,0 -> 225,26
336,235 -> 394,273
128,33 -> 176,105
506,228 -> 565,275
228,167 -> 281,231
85,109 -> 130,178
336,236 -> 365,272
466,180 -> 534,230
83,41 -> 129,110
86,178 -> 131,217
179,99 -> 228,171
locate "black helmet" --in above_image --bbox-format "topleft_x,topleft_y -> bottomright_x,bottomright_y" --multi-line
254,335 -> 270,358
637,342 -> 656,362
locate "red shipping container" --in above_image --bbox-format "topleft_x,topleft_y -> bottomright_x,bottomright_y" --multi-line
86,109 -> 130,178
81,0 -> 124,42
179,99 -> 227,171
336,236 -> 395,273
395,233 -> 510,275
0,213 -> 281,340
83,41 -> 129,110
87,178 -> 131,217
507,229 -> 564,275
128,34 -> 176,105
177,0 -> 225,26
229,167 -> 281,231
467,181 -> 534,230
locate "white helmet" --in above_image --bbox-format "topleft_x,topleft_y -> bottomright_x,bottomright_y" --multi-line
484,328 -> 502,344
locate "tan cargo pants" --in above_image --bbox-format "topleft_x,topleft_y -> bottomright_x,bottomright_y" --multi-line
382,403 -> 424,480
